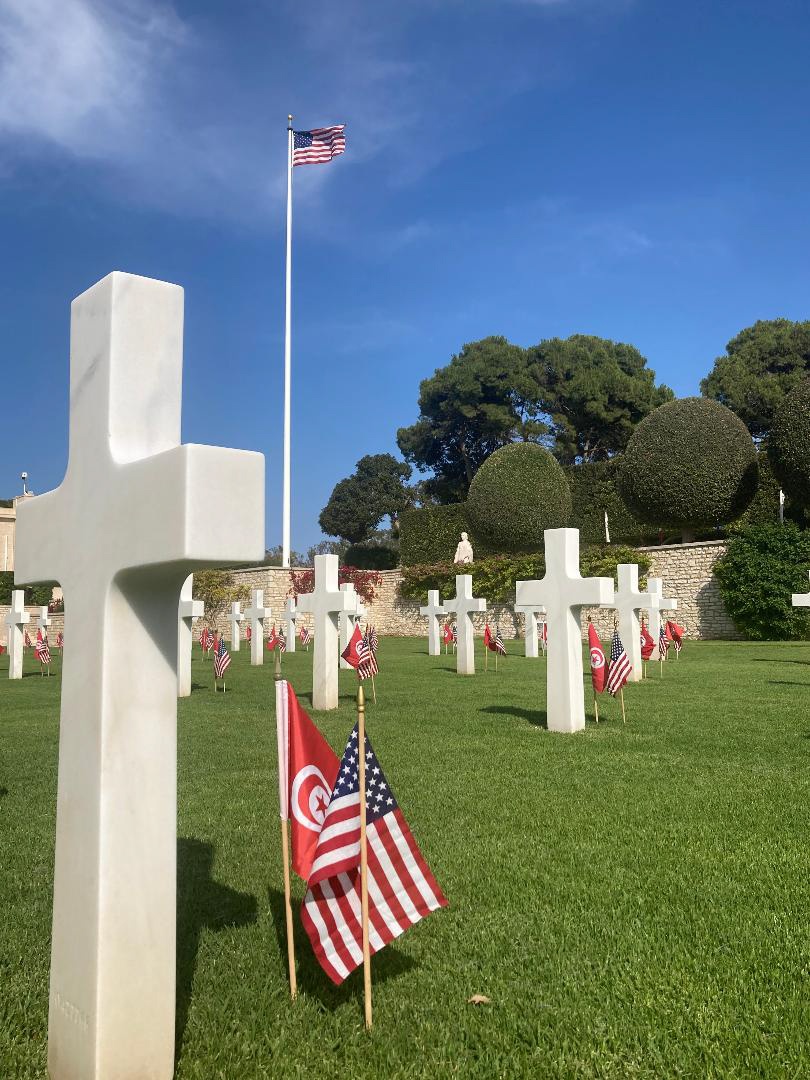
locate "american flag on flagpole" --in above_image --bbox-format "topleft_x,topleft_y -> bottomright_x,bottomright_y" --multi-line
301,723 -> 447,985
214,635 -> 231,679
493,628 -> 506,655
292,125 -> 346,166
278,631 -> 287,653
659,624 -> 669,659
358,629 -> 378,680
605,629 -> 631,695
36,634 -> 51,664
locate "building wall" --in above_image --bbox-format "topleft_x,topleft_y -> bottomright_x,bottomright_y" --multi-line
0,541 -> 739,646
0,504 -> 15,573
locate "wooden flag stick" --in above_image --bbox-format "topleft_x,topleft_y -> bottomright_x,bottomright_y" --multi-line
357,684 -> 372,1030
593,692 -> 599,724
484,641 -> 488,672
280,817 -> 297,999
371,674 -> 377,705
620,688 -> 626,724
275,652 -> 297,999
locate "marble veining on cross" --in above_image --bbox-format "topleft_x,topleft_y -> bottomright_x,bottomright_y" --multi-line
14,271 -> 264,1080
4,588 -> 30,680
297,554 -> 356,709
516,529 -> 614,733
444,575 -> 486,675
420,589 -> 447,656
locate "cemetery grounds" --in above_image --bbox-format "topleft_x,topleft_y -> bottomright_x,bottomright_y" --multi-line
0,638 -> 808,1078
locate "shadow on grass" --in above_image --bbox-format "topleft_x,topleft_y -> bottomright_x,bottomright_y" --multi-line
176,838 -> 258,1065
481,704 -> 548,729
768,680 -> 810,687
0,787 -> 7,799
266,886 -> 416,1009
752,658 -> 810,666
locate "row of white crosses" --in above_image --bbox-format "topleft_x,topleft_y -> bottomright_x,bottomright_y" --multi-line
15,272 -> 265,1080
4,594 -> 54,678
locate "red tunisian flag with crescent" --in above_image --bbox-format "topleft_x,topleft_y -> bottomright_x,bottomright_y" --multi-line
588,622 -> 607,693
276,680 -> 340,881
640,621 -> 655,661
341,622 -> 363,669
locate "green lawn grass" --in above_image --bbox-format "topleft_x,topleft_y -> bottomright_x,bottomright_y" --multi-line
1,639 -> 809,1078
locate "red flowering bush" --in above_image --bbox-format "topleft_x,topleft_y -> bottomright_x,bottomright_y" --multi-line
289,567 -> 382,605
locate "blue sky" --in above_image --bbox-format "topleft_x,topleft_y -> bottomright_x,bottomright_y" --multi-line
2,0 -> 809,554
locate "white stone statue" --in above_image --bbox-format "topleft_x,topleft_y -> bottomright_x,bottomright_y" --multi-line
453,531 -> 474,564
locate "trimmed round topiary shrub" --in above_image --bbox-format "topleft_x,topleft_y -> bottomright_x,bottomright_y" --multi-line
616,398 -> 758,538
769,380 -> 810,509
715,523 -> 810,640
466,443 -> 571,553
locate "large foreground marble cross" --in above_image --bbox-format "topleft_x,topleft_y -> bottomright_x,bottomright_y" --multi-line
420,589 -> 447,656
281,597 -> 298,653
647,577 -> 677,651
14,271 -> 264,1080
514,600 -> 547,658
339,584 -> 364,669
444,575 -> 486,675
245,588 -> 271,665
297,554 -> 356,709
178,575 -> 204,698
229,601 -> 244,651
792,571 -> 810,608
516,529 -> 614,733
4,589 -> 30,679
601,564 -> 654,683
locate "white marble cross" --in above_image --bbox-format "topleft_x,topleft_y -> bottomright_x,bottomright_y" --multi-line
513,601 -> 547,658
281,597 -> 298,653
444,575 -> 486,675
245,588 -> 271,666
647,577 -> 677,653
297,554 -> 356,709
37,605 -> 52,635
516,529 -> 614,733
229,601 -> 244,651
4,589 -> 30,680
792,571 -> 810,608
177,575 -> 204,698
420,589 -> 447,656
601,564 -> 654,683
13,271 -> 264,1080
339,584 -> 365,669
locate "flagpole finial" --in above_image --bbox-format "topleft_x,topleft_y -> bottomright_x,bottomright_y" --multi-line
357,684 -> 365,713
274,649 -> 282,682
288,114 -> 293,127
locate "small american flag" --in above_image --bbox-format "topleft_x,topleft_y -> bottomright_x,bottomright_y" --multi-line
358,631 -> 378,681
293,125 -> 345,166
301,723 -> 447,985
56,631 -> 64,649
493,628 -> 506,656
300,626 -> 312,647
367,625 -> 379,655
659,624 -> 669,659
606,629 -> 631,695
36,635 -> 51,665
452,623 -> 458,643
24,631 -> 32,648
278,631 -> 287,653
214,635 -> 231,680
200,627 -> 212,653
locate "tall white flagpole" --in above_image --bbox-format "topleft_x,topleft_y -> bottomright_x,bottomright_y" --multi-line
283,115 -> 293,568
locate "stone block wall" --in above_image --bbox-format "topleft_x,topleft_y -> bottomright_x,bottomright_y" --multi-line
0,541 -> 739,647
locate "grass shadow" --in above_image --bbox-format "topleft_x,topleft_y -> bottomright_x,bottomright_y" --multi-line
767,680 -> 810,687
0,787 -> 8,799
176,838 -> 258,1065
481,704 -> 548,729
266,886 -> 416,1010
752,658 -> 810,666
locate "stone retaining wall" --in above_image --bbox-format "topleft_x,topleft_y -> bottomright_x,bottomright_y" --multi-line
0,541 -> 739,646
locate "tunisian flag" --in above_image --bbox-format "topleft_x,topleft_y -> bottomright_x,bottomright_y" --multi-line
588,622 -> 607,693
276,680 -> 340,881
340,622 -> 363,669
640,621 -> 655,661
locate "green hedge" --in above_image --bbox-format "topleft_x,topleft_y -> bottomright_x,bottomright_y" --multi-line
399,503 -> 490,566
769,380 -> 810,508
618,398 -> 758,533
567,459 -> 657,545
466,443 -> 571,553
0,573 -> 58,607
343,543 -> 399,570
715,523 -> 810,640
399,545 -> 650,604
